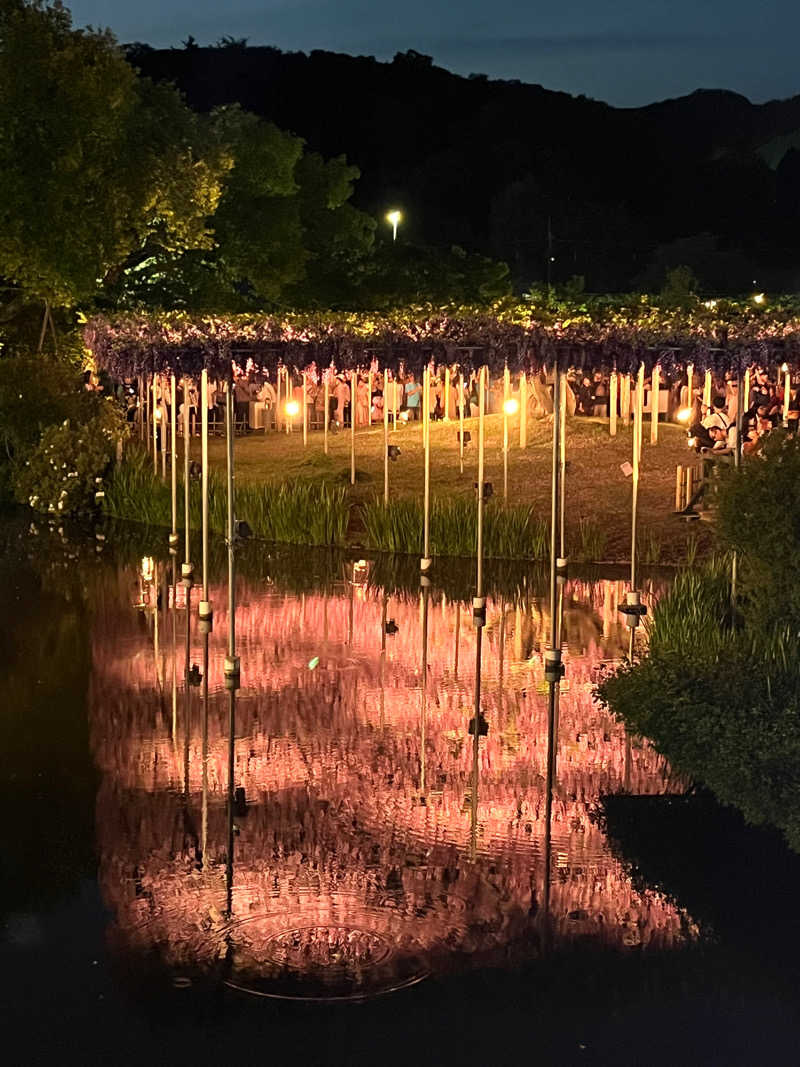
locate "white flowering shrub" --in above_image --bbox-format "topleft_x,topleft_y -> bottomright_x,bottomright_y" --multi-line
15,402 -> 125,516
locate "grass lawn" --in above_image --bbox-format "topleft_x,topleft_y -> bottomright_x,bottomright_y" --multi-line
202,412 -> 711,564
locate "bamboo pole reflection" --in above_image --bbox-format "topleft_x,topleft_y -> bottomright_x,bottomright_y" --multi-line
380,592 -> 388,732
419,584 -> 430,799
200,623 -> 209,868
171,555 -> 178,742
183,575 -> 192,800
469,622 -> 482,862
453,598 -> 460,680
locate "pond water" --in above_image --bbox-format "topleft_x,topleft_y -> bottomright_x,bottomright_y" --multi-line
2,522 -> 798,1064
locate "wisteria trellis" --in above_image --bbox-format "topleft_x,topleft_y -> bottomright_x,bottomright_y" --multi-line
84,299 -> 800,379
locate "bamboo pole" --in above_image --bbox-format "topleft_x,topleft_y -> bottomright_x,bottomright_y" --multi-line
160,390 -> 167,481
367,369 -> 373,430
285,368 -> 291,435
559,376 -> 567,561
422,365 -> 432,570
152,376 -> 158,475
182,378 -> 192,579
144,375 -> 151,452
675,465 -> 684,511
444,366 -> 451,422
276,366 -> 282,433
302,371 -> 308,447
703,368 -> 712,410
621,372 -> 631,424
383,369 -> 390,506
503,364 -> 510,502
609,371 -> 618,437
323,372 -> 329,454
473,366 -> 487,626
520,371 -> 528,448
548,364 -> 562,652
350,369 -> 356,486
631,365 -> 644,593
650,363 -> 660,444
170,375 -> 178,549
782,364 -> 791,422
199,369 -> 211,621
459,371 -> 465,474
687,363 -> 694,409
743,367 -> 750,414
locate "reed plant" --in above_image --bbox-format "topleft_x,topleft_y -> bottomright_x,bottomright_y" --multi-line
573,516 -> 608,563
362,496 -> 549,560
638,527 -> 663,565
105,449 -> 348,546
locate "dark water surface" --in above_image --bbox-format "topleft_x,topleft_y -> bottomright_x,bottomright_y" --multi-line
2,522 -> 798,1064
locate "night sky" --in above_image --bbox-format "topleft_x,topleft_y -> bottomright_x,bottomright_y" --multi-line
69,0 -> 799,107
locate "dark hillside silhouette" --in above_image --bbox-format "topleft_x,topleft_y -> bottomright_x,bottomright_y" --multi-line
127,43 -> 800,292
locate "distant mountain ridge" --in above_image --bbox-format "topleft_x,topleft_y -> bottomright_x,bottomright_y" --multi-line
126,44 -> 800,292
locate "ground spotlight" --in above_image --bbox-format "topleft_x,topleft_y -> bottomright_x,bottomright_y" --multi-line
676,408 -> 692,424
285,400 -> 300,417
503,398 -> 519,416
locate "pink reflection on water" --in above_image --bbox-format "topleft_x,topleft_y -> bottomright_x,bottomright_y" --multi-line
91,568 -> 695,998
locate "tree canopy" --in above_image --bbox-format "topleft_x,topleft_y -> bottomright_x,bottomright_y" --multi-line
0,0 -> 230,308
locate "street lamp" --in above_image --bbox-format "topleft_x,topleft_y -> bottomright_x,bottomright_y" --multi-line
386,209 -> 402,242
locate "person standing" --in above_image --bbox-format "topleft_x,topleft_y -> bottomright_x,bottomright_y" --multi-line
404,372 -> 421,420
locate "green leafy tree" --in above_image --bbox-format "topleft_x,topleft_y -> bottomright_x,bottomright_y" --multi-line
114,109 -> 376,310
0,0 -> 230,313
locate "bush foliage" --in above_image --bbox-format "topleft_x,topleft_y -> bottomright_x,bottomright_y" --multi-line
601,442 -> 800,849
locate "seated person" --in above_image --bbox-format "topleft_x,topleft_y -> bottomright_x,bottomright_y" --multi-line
701,395 -> 730,432
704,423 -> 735,456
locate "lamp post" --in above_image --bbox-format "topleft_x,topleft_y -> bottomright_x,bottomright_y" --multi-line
386,209 -> 402,243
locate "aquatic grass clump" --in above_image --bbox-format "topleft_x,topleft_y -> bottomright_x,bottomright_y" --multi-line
104,449 -> 172,526
361,497 -> 424,554
106,449 -> 348,546
572,516 -> 608,563
361,496 -> 549,560
236,481 -> 348,546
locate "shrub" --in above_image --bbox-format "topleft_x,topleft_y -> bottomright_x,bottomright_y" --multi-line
598,566 -> 800,851
15,402 -> 125,517
716,431 -> 800,635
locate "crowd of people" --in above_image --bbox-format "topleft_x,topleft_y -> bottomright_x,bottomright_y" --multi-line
91,362 -> 797,445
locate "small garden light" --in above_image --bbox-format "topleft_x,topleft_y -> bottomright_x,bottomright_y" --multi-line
503,397 -> 519,416
676,407 -> 692,423
285,399 -> 300,418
